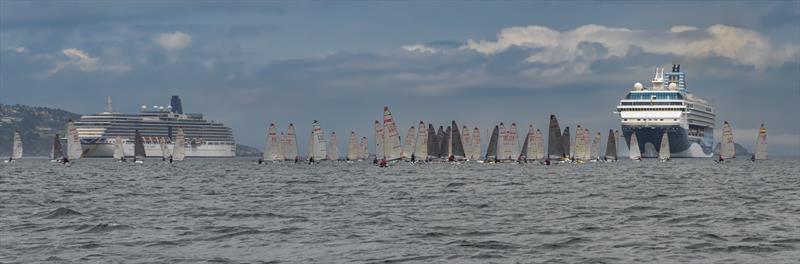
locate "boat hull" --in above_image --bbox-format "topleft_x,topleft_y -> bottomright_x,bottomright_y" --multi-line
79,141 -> 235,158
622,125 -> 713,158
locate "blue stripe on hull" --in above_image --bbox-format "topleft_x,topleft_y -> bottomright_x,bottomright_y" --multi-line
622,126 -> 713,158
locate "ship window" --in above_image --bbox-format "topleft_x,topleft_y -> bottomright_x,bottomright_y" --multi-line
624,119 -> 628,121
660,119 -> 664,121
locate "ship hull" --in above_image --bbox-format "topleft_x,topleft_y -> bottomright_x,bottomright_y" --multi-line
622,125 -> 713,158
80,141 -> 235,158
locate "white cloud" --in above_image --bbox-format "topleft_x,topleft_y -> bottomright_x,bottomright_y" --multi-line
669,26 -> 699,33
14,46 -> 29,53
401,44 -> 439,54
155,31 -> 192,51
49,48 -> 131,75
460,24 -> 798,70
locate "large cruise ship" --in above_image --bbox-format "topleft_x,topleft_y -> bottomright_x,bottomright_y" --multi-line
615,64 -> 715,158
72,96 -> 235,158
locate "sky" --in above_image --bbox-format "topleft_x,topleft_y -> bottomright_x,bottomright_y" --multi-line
1,1 -> 799,156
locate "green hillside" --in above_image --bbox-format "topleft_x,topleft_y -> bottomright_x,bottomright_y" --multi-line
0,104 -> 80,157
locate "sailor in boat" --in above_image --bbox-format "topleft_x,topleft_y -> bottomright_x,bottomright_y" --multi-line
379,159 -> 388,167
715,154 -> 724,163
308,156 -> 315,164
61,156 -> 70,165
372,157 -> 378,164
169,156 -> 173,164
448,155 -> 455,162
410,153 -> 416,162
543,159 -> 551,165
294,156 -> 299,163
6,157 -> 12,163
257,158 -> 263,164
750,154 -> 756,162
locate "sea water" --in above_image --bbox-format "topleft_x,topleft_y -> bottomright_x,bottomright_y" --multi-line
2,158 -> 799,263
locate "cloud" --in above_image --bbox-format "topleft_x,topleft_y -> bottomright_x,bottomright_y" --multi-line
14,46 -> 29,53
460,24 -> 798,70
49,48 -> 131,75
669,26 -> 698,33
401,44 -> 439,54
154,31 -> 192,51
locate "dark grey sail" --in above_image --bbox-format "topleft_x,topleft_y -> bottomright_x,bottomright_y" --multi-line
436,126 -> 446,158
604,129 -> 617,160
134,129 -> 146,159
450,121 -> 466,159
485,125 -> 499,161
520,131 -> 529,160
547,115 -> 563,159
561,127 -> 570,159
50,134 -> 63,160
427,124 -> 438,159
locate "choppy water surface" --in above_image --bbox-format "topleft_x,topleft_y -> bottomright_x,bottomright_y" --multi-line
2,158 -> 799,263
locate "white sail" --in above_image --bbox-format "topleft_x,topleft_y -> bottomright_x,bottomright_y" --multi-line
347,132 -> 359,161
574,125 -> 585,160
592,132 -> 602,160
498,123 -> 514,160
360,137 -> 369,160
755,123 -> 767,160
382,106 -> 403,161
374,121 -> 385,159
264,123 -> 284,161
11,130 -> 23,160
414,121 -> 428,160
523,125 -> 535,160
533,129 -> 545,160
328,132 -> 340,160
284,124 -> 299,161
461,125 -> 472,160
721,121 -> 735,159
173,127 -> 186,161
583,128 -> 591,161
509,123 -> 520,160
113,136 -> 124,160
471,127 -> 481,160
403,126 -> 416,159
629,132 -> 641,160
67,120 -> 82,160
658,132 -> 670,160
308,120 -> 327,160
159,138 -> 171,158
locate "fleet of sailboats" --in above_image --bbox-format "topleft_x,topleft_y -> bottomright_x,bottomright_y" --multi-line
6,107 -> 772,165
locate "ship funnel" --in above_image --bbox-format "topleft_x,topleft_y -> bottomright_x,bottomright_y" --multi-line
170,95 -> 184,114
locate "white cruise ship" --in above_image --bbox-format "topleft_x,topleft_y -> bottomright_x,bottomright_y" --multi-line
72,96 -> 235,158
615,65 -> 715,158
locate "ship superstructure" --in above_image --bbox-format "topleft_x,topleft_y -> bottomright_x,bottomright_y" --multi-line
615,64 -> 715,158
72,96 -> 235,158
